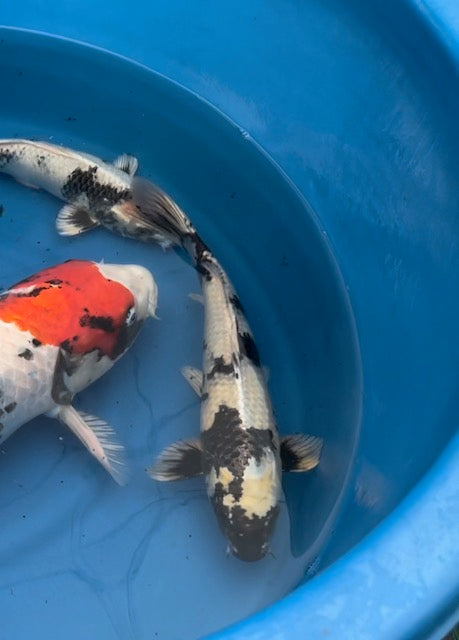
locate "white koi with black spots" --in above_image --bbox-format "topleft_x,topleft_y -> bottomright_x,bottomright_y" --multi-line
0,139 -> 170,246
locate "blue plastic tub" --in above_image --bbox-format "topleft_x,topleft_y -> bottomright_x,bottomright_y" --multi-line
0,1 -> 458,638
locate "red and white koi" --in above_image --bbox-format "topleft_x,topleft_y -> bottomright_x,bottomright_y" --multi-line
0,259 -> 157,484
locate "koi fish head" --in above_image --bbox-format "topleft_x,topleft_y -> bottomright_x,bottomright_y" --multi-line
212,466 -> 281,562
96,261 -> 158,324
205,434 -> 282,563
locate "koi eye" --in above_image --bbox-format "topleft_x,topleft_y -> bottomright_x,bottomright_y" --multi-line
125,306 -> 137,326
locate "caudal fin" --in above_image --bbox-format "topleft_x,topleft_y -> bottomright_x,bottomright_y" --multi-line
131,177 -> 195,249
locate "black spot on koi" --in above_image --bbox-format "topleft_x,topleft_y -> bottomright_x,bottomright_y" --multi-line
79,314 -> 115,333
16,286 -> 49,298
0,149 -> 15,169
61,166 -> 130,207
237,331 -> 261,366
206,356 -> 237,379
18,348 -> 33,360
230,295 -> 244,313
203,405 -> 273,476
196,263 -> 212,282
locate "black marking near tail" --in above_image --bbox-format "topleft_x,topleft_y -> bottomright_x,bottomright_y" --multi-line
206,356 -> 236,380
237,331 -> 261,366
230,294 -> 244,313
188,232 -> 217,283
192,232 -> 211,262
196,263 -> 212,282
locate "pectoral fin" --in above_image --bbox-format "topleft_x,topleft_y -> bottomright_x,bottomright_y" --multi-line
113,153 -> 139,176
56,203 -> 99,236
181,366 -> 204,396
188,292 -> 204,305
16,178 -> 40,190
56,405 -> 127,485
148,439 -> 203,481
281,434 -> 323,472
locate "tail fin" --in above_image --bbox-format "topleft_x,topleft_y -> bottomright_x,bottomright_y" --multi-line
131,177 -> 195,249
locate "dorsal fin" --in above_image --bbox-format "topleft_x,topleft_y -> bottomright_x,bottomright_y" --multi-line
113,153 -> 139,176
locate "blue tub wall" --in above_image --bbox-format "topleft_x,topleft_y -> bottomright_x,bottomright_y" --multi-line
1,0 -> 459,637
4,0 -> 457,566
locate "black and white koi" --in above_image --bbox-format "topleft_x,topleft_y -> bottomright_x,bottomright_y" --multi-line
0,259 -> 157,484
127,180 -> 324,562
0,139 -> 170,246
